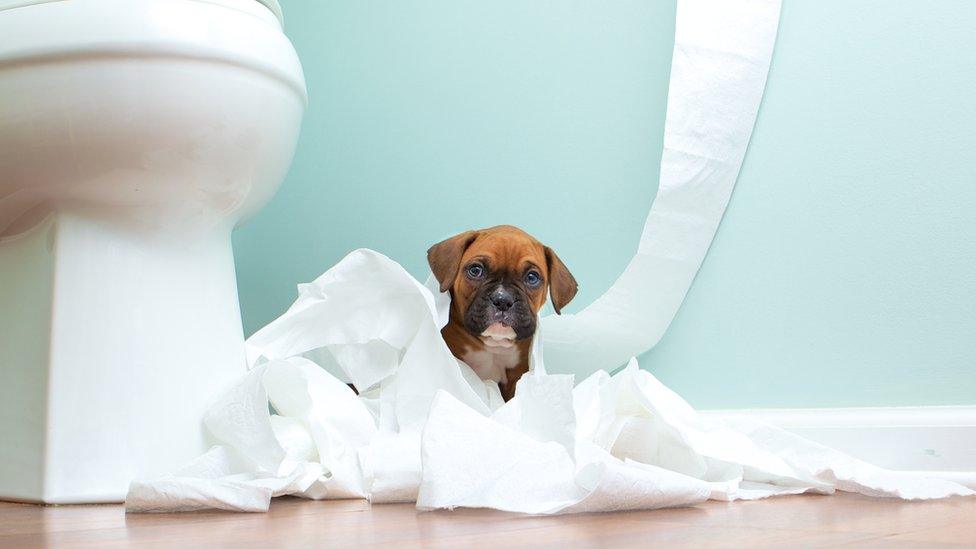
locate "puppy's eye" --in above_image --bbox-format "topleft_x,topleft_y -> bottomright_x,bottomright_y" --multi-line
465,263 -> 485,279
524,271 -> 542,287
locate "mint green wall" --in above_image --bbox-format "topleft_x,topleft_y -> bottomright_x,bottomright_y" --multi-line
234,0 -> 976,409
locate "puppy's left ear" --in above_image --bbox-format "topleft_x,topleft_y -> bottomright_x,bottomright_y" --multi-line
544,246 -> 578,314
427,230 -> 478,292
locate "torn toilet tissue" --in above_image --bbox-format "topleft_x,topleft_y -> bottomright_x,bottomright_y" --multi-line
126,249 -> 973,513
126,0 -> 974,513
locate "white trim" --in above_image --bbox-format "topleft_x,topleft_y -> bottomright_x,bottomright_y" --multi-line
701,406 -> 976,489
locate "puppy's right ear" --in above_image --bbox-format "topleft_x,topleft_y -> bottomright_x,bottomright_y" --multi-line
427,230 -> 478,292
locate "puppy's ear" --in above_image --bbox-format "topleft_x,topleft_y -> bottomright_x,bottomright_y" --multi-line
544,246 -> 578,314
427,231 -> 478,292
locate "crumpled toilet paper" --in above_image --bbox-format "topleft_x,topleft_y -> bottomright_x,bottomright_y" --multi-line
125,249 -> 973,513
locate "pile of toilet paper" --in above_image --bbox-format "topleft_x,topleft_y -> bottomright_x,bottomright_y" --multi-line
127,0 -> 974,512
126,249 -> 972,513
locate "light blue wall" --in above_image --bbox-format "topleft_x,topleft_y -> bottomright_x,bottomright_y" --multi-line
234,0 -> 976,409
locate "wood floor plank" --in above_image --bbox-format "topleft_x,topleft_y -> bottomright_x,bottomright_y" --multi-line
881,520 -> 976,544
0,493 -> 973,548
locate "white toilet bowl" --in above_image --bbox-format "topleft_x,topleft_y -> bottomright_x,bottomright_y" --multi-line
0,0 -> 306,503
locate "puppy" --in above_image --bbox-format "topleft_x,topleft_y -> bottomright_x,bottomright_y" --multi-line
427,225 -> 577,401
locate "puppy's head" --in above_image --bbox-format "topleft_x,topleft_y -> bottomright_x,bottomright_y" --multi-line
427,225 -> 577,348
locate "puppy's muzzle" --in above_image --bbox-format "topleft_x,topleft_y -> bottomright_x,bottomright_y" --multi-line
464,283 -> 536,345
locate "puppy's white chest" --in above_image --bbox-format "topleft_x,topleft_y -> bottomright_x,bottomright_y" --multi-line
462,347 -> 520,384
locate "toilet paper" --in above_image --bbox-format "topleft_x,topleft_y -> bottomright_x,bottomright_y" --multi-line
543,0 -> 784,377
125,249 -> 972,513
124,0 -> 974,513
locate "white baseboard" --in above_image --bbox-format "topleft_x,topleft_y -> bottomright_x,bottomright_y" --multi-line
701,405 -> 976,489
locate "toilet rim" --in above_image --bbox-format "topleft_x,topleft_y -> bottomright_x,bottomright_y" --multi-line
0,0 -> 306,105
0,0 -> 284,25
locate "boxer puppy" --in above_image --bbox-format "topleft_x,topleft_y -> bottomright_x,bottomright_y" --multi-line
427,225 -> 577,401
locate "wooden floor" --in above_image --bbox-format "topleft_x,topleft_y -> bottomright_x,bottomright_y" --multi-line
1,493 -> 974,548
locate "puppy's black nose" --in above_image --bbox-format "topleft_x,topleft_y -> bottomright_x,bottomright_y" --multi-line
490,287 -> 515,311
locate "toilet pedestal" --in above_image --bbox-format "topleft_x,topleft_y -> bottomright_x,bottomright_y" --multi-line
0,211 -> 247,503
0,0 -> 306,503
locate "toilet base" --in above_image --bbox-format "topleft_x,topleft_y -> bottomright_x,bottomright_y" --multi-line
0,210 -> 248,503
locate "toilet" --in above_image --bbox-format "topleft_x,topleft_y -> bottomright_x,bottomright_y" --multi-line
0,0 -> 306,503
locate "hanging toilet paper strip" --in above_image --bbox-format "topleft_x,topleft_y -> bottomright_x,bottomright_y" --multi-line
542,0 -> 783,376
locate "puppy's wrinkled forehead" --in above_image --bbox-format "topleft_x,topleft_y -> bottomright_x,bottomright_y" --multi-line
461,228 -> 546,276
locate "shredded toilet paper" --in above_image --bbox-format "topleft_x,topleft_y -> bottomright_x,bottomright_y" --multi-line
125,249 -> 973,513
125,0 -> 974,513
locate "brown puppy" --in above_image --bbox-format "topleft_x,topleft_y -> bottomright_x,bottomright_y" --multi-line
427,225 -> 577,401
